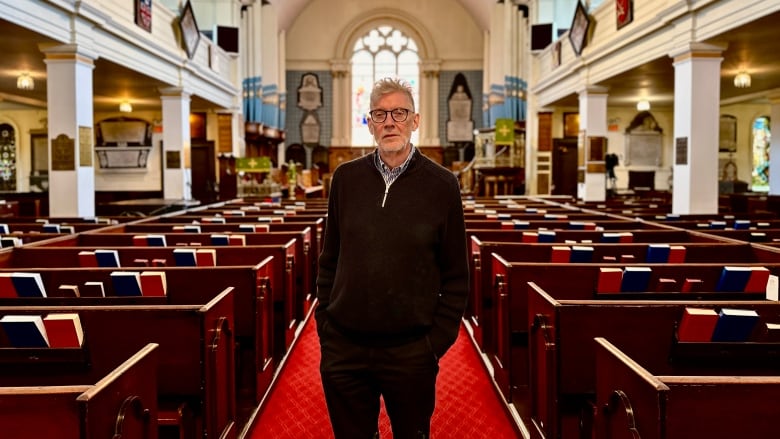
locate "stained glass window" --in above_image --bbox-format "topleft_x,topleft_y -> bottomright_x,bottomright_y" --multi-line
0,124 -> 17,192
751,116 -> 771,191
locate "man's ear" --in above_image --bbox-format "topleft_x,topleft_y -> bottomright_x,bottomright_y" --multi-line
368,124 -> 374,135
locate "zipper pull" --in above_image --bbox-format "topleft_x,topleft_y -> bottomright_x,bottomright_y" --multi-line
381,183 -> 390,207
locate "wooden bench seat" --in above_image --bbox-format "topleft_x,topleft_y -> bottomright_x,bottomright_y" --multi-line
0,343 -> 159,439
0,288 -> 235,438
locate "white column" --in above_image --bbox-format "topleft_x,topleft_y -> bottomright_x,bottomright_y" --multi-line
330,60 -> 350,146
43,44 -> 96,218
160,87 -> 192,200
670,43 -> 724,214
420,60 -> 441,146
578,86 -> 608,202
768,93 -> 780,194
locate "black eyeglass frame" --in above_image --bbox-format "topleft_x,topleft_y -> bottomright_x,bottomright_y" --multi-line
368,108 -> 413,123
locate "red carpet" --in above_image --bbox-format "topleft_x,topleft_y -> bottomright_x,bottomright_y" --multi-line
249,317 -> 521,438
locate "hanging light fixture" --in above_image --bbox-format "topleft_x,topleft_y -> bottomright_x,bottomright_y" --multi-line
734,71 -> 751,88
16,72 -> 34,90
636,100 -> 650,111
119,101 -> 133,113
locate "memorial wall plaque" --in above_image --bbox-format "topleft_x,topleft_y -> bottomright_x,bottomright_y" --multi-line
675,137 -> 688,165
51,134 -> 75,171
79,126 -> 93,167
166,150 -> 181,169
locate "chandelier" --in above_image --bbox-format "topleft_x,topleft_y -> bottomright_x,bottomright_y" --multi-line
16,73 -> 34,90
734,72 -> 751,88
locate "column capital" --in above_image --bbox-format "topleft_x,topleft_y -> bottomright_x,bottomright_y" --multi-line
669,42 -> 726,62
330,59 -> 350,78
420,59 -> 441,78
159,87 -> 191,99
41,43 -> 98,66
577,85 -> 609,97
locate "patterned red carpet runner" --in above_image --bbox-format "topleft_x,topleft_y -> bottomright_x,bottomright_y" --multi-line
249,317 -> 520,438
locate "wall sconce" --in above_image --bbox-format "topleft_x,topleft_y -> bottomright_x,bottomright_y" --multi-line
119,101 -> 133,113
734,71 -> 751,88
16,73 -> 34,90
636,100 -> 650,111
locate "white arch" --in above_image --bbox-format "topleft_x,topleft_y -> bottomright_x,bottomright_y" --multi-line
334,8 -> 437,61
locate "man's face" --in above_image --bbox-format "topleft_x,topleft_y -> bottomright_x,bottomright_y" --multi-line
368,91 -> 419,154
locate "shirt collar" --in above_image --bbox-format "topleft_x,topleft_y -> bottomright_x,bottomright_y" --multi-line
375,145 -> 415,183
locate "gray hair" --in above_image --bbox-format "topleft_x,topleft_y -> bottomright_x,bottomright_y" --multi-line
370,77 -> 416,112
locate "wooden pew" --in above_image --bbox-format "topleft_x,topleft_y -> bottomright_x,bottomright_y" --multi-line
10,236 -> 299,358
490,259 -> 780,407
0,261 -> 276,414
594,337 -> 780,439
527,283 -> 780,439
0,343 -> 159,439
0,288 -> 236,439
466,230 -> 733,352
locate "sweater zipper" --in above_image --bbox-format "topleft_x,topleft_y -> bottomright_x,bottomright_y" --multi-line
381,182 -> 390,208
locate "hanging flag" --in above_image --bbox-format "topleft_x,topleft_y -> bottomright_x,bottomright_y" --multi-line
495,118 -> 515,145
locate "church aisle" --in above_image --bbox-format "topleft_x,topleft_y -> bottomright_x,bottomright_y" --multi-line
248,315 -> 521,438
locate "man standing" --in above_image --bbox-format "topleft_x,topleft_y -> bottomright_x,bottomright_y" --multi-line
316,77 -> 469,438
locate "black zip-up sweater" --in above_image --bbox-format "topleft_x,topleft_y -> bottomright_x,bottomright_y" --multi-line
316,149 -> 469,357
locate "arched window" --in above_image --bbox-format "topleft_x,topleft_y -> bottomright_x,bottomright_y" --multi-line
351,26 -> 419,147
751,116 -> 771,191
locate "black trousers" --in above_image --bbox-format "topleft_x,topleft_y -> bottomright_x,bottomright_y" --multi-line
319,321 -> 440,439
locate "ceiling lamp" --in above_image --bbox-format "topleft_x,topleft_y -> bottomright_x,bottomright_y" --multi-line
119,101 -> 133,113
734,71 -> 751,88
636,100 -> 650,111
16,73 -> 34,90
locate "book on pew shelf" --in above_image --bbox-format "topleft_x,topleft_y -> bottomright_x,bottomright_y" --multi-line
677,307 -> 719,342
195,248 -> 217,266
602,255 -> 617,262
0,273 -> 17,298
42,313 -> 84,348
132,235 -> 148,247
733,219 -> 751,230
60,225 -> 75,234
210,234 -> 231,246
762,322 -> 780,342
619,254 -> 636,263
521,232 -> 538,243
600,232 -> 622,243
709,220 -> 727,229
183,225 -> 202,233
499,221 -> 513,230
173,248 -> 198,267
202,217 -> 226,224
133,258 -> 149,267
34,219 -> 49,224
0,315 -> 49,347
0,237 -> 22,248
654,278 -> 678,292
0,223 -> 8,234
228,234 -> 246,246
538,231 -> 556,243
110,271 -> 143,297
767,275 -> 779,301
596,267 -> 623,294
82,281 -> 105,298
151,258 -> 167,267
550,246 -> 571,263
668,245 -> 686,263
146,234 -> 167,247
11,273 -> 47,298
745,267 -> 771,294
57,284 -> 80,298
620,267 -> 652,292
715,266 -> 752,292
94,249 -> 121,268
238,224 -> 257,233
570,246 -> 594,263
710,308 -> 760,342
681,278 -> 704,293
645,244 -> 670,263
513,220 -> 530,230
139,271 -> 167,297
42,223 -> 61,233
78,250 -> 98,268
750,232 -> 768,242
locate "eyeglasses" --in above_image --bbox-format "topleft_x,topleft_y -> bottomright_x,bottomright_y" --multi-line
368,108 -> 412,123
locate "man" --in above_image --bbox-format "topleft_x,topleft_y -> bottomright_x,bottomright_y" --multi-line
315,77 -> 470,438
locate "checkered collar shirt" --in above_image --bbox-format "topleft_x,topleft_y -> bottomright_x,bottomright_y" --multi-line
374,145 -> 416,186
